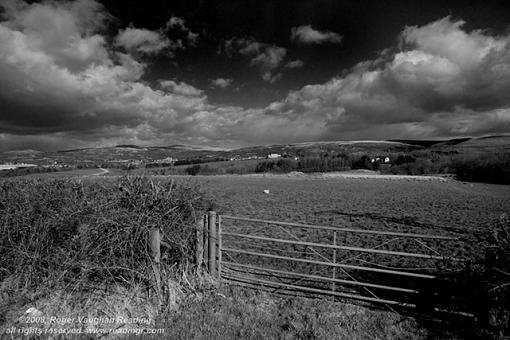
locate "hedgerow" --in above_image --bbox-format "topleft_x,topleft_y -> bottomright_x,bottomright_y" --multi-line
0,176 -> 206,293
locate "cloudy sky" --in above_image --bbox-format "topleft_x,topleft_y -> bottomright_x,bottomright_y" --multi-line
1,0 -> 510,151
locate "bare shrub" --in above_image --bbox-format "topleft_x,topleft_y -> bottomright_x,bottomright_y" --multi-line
0,176 -> 207,294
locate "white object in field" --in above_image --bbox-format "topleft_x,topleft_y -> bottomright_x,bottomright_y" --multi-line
25,307 -> 43,317
263,189 -> 270,194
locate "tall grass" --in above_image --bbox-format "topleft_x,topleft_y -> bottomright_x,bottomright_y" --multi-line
484,214 -> 510,335
0,176 -> 206,293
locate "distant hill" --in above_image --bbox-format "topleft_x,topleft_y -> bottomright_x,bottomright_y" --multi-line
388,138 -> 471,147
451,135 -> 510,148
430,135 -> 510,154
1,136 -> 507,166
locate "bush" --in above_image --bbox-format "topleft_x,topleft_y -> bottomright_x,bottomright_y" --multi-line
255,156 -> 350,173
484,214 -> 510,333
186,164 -> 201,176
351,155 -> 373,170
452,154 -> 510,185
395,155 -> 416,165
0,176 -> 206,292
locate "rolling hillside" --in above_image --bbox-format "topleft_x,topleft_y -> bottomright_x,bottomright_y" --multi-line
1,136 -> 508,167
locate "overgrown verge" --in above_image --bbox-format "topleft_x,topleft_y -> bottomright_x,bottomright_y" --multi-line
483,214 -> 510,336
0,176 -> 207,336
446,213 -> 510,338
156,285 -> 429,340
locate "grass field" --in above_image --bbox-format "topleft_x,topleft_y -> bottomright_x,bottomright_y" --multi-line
174,174 -> 508,232
169,174 -> 510,320
1,174 -> 508,338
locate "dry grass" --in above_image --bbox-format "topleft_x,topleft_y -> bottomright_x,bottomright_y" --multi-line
0,176 -> 208,337
157,285 -> 430,340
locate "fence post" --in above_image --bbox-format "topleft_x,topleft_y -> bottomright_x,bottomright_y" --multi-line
332,231 -> 337,292
203,214 -> 209,268
149,227 -> 161,297
217,215 -> 222,283
149,227 -> 161,264
196,215 -> 204,272
208,211 -> 217,276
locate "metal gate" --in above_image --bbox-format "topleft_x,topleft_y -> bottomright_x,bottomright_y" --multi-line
196,211 -> 476,319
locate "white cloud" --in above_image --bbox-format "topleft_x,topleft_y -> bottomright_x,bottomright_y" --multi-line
285,60 -> 304,69
166,16 -> 186,30
115,27 -> 174,55
166,15 -> 199,46
261,72 -> 282,84
160,80 -> 203,97
114,15 -> 199,55
222,37 -> 287,83
210,78 -> 233,88
0,0 -> 211,148
0,0 -> 109,71
249,46 -> 287,71
291,25 -> 342,44
257,17 -> 510,140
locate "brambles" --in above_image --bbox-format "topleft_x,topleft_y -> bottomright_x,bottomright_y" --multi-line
0,176 -> 207,294
484,214 -> 510,333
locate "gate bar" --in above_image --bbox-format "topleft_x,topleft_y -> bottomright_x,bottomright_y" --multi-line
222,274 -> 417,308
222,247 -> 436,279
222,261 -> 419,293
221,215 -> 457,240
222,232 -> 461,261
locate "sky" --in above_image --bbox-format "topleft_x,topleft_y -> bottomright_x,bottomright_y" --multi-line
0,0 -> 510,151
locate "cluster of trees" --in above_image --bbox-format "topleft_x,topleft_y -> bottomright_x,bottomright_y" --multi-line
255,155 -> 356,173
174,157 -> 229,166
183,162 -> 256,176
0,166 -> 59,177
173,151 -> 510,185
451,154 -> 510,185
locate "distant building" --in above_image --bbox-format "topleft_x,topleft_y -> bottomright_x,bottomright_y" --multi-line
371,156 -> 391,163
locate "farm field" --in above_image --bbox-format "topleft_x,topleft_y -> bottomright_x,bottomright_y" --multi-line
171,174 -> 510,312
1,174 -> 508,337
174,174 -> 509,234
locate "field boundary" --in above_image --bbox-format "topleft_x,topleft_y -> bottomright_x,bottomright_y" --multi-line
194,211 -> 475,319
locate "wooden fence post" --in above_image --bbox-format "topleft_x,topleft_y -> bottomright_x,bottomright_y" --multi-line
332,231 -> 337,292
217,215 -> 222,282
196,215 -> 204,272
203,214 -> 209,268
149,227 -> 161,264
149,227 -> 161,296
208,211 -> 217,276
